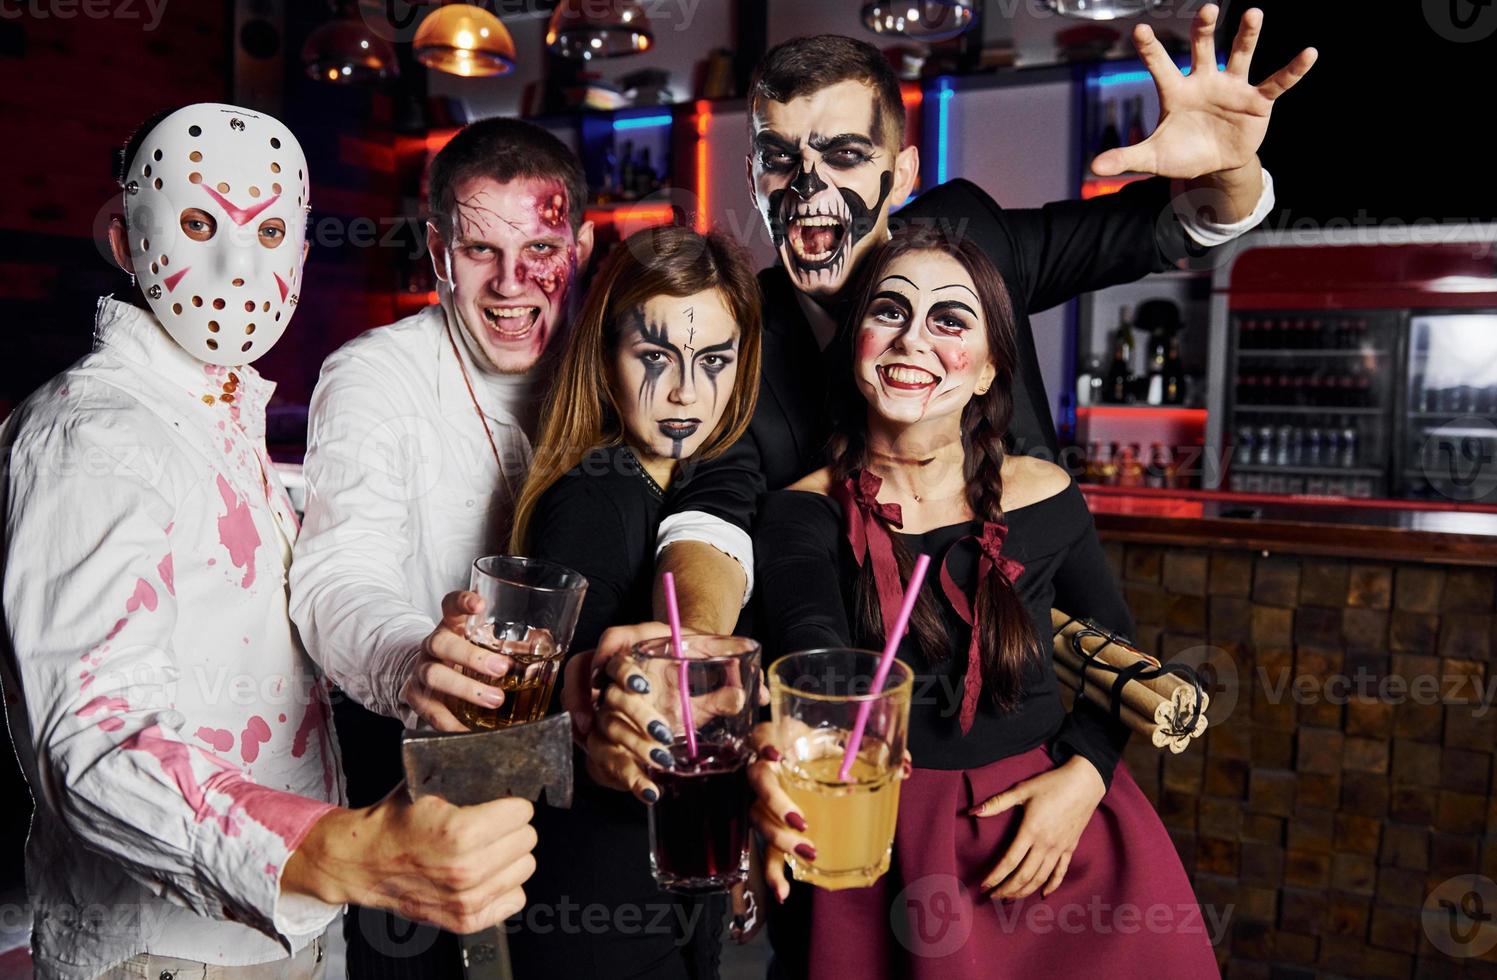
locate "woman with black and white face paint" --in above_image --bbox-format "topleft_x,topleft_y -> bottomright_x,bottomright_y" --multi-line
504,225 -> 762,977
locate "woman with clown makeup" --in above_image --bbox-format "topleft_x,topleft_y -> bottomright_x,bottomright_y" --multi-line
742,226 -> 1220,978
505,224 -> 762,978
0,105 -> 537,980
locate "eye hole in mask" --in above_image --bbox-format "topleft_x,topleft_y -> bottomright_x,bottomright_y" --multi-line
258,217 -> 287,249
180,208 -> 217,242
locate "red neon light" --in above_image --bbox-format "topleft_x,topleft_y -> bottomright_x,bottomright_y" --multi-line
694,100 -> 711,234
426,128 -> 459,155
1080,174 -> 1148,200
1076,406 -> 1207,422
901,83 -> 922,108
583,205 -> 675,225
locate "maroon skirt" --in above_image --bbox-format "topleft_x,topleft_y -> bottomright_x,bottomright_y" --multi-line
805,746 -> 1221,980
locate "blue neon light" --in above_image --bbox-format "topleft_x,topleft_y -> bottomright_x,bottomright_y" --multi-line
1094,60 -> 1227,87
613,113 -> 673,131
936,78 -> 953,186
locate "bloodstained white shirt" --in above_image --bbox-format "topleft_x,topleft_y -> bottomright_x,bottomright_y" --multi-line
0,298 -> 343,979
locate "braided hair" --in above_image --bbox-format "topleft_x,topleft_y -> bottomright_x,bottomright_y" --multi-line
827,225 -> 1038,712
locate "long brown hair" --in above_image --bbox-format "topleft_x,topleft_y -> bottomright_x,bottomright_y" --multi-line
829,225 -> 1037,713
511,225 -> 762,552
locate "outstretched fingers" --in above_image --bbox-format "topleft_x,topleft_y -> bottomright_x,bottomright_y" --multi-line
1257,47 -> 1319,101
1225,6 -> 1263,78
1190,2 -> 1220,76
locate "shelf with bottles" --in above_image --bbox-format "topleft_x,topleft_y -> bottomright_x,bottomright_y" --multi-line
1079,441 -> 1194,491
1233,313 -> 1389,352
1078,293 -> 1206,410
1233,370 -> 1382,410
1229,415 -> 1382,475
1226,471 -> 1382,500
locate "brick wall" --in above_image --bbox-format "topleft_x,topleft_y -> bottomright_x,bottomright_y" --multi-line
1101,539 -> 1497,978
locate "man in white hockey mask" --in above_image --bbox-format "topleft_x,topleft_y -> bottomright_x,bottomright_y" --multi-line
0,104 -> 538,980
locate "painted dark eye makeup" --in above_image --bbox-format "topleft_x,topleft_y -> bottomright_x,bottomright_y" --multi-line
824,148 -> 870,169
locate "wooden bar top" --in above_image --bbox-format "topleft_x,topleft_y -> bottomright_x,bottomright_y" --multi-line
1083,485 -> 1497,567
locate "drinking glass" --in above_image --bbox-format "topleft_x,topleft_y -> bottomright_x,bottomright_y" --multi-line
445,555 -> 587,730
769,648 -> 913,890
632,635 -> 760,893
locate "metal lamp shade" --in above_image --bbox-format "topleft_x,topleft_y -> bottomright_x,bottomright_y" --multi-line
861,0 -> 978,42
302,18 -> 399,83
1046,0 -> 1164,20
546,0 -> 654,59
413,4 -> 517,78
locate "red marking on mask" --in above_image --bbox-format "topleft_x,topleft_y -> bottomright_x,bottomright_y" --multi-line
125,577 -> 158,614
121,725 -> 240,835
158,553 -> 175,596
162,267 -> 191,293
278,713 -> 287,723
196,727 -> 235,753
201,185 -> 281,227
240,715 -> 272,764
77,695 -> 130,716
274,273 -> 288,302
215,474 -> 261,588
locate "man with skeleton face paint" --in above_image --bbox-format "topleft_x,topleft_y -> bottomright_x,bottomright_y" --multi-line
0,106 -> 538,980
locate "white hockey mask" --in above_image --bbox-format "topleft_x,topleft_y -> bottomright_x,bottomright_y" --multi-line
123,103 -> 309,366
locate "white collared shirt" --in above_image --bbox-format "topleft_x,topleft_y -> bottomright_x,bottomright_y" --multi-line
291,303 -> 537,725
0,298 -> 344,980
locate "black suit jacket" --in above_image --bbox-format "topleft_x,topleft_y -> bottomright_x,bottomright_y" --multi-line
670,175 -> 1195,532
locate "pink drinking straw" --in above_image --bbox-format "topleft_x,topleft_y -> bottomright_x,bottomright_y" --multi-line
838,553 -> 931,782
661,572 -> 698,759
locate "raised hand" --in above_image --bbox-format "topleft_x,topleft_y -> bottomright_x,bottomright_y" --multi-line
1091,4 -> 1318,181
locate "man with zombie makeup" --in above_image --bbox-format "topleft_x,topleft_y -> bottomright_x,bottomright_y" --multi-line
570,8 -> 1317,661
0,105 -> 538,980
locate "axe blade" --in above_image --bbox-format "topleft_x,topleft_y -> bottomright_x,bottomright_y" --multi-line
401,711 -> 573,809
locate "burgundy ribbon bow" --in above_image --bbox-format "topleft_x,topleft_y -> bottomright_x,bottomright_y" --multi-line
830,471 -> 908,647
940,522 -> 1026,734
833,471 -> 1025,735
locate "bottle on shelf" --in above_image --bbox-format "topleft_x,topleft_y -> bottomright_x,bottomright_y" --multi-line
1104,306 -> 1134,404
1145,328 -> 1167,406
1097,100 -> 1121,156
1076,354 -> 1103,408
1340,421 -> 1358,468
1125,96 -> 1146,145
1117,444 -> 1146,487
1162,333 -> 1185,405
1099,443 -> 1119,485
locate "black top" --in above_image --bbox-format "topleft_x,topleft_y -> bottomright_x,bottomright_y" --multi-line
528,442 -> 670,656
668,175 -> 1197,534
754,480 -> 1135,786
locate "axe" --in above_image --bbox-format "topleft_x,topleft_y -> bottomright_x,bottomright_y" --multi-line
401,711 -> 574,980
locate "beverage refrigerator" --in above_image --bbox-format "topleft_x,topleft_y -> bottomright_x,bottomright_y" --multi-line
1204,226 -> 1497,504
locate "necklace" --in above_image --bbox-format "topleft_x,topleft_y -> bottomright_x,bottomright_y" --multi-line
443,320 -> 514,501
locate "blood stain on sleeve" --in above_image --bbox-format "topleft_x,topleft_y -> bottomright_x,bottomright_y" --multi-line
76,695 -> 131,716
158,552 -> 175,596
98,717 -> 124,732
122,725 -> 241,835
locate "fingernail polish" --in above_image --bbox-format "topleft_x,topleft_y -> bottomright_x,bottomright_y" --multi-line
648,720 -> 673,745
760,745 -> 781,762
785,811 -> 807,832
628,675 -> 650,694
650,748 -> 675,768
794,843 -> 817,862
482,654 -> 507,676
641,787 -> 659,804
